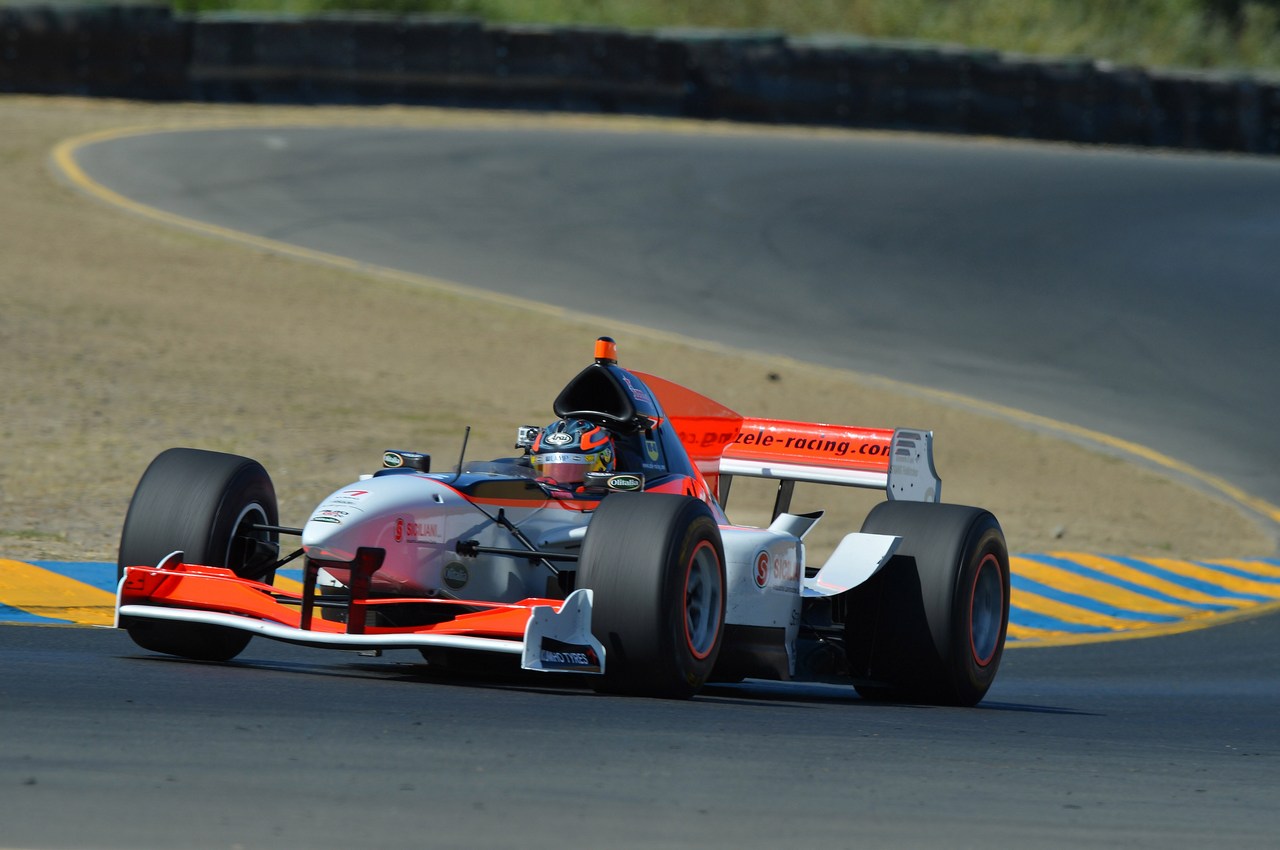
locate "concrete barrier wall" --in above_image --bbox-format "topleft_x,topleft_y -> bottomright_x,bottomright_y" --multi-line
3,5 -> 1278,154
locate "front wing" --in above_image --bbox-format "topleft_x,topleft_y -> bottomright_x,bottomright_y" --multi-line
115,555 -> 604,674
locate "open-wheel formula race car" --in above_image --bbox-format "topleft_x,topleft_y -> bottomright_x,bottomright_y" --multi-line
116,337 -> 1010,704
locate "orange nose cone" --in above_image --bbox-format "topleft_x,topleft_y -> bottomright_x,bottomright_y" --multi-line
594,336 -> 618,364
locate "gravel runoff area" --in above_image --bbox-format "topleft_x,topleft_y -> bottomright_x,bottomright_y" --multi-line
1,95 -> 1273,565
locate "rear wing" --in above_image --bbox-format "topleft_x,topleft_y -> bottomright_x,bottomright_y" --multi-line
722,419 -> 940,504
634,371 -> 940,513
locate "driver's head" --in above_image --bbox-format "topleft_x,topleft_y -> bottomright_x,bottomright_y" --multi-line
531,419 -> 615,484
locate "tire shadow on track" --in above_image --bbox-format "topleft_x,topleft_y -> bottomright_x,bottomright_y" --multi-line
117,647 -> 1101,715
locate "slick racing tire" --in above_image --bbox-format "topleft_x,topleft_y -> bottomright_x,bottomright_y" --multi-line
576,493 -> 726,699
844,501 -> 1009,707
117,448 -> 280,662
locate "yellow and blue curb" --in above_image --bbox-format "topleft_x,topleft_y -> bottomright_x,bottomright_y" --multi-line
0,559 -> 305,628
3,555 -> 1278,647
1007,553 -> 1280,645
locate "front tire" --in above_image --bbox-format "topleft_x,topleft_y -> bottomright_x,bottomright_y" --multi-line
118,447 -> 279,662
576,493 -> 726,699
844,501 -> 1010,706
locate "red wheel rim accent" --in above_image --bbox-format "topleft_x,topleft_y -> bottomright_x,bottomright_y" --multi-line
682,539 -> 722,660
969,553 -> 1004,667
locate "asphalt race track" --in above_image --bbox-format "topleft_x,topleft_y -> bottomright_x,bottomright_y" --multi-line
3,614 -> 1279,849
3,121 -> 1278,848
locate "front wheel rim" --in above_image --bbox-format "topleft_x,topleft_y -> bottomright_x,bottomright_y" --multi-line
225,502 -> 271,573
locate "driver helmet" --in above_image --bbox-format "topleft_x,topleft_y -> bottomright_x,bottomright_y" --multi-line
531,419 -> 614,484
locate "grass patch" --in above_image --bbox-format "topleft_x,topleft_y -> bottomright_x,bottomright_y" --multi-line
163,0 -> 1280,72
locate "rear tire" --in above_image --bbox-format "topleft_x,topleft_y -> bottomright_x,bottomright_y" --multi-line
844,501 -> 1009,706
576,493 -> 726,699
118,448 -> 279,662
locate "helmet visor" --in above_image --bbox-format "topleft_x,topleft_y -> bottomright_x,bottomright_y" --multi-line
533,450 -> 609,484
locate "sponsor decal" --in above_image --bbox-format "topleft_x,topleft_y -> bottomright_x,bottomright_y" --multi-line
382,451 -> 430,472
394,516 -> 445,544
325,489 -> 371,508
412,520 -> 444,543
310,516 -> 341,524
769,551 -> 800,592
620,374 -> 649,402
539,637 -> 600,671
315,509 -> 348,519
545,431 -> 574,446
677,429 -> 739,450
607,474 -> 643,492
537,452 -> 585,464
645,439 -> 661,461
734,429 -> 889,459
750,548 -> 800,592
443,562 -> 469,589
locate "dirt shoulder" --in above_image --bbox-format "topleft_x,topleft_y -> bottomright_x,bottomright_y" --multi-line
1,95 -> 1273,563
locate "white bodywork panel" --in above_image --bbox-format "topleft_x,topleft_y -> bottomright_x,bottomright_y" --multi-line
804,533 -> 900,598
302,472 -> 590,601
285,473 -> 900,680
718,514 -> 896,675
719,524 -> 805,673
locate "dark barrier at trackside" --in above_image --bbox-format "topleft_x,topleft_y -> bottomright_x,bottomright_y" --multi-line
3,4 -> 1279,154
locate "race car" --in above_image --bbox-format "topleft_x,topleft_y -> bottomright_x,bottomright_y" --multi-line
115,337 -> 1010,705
